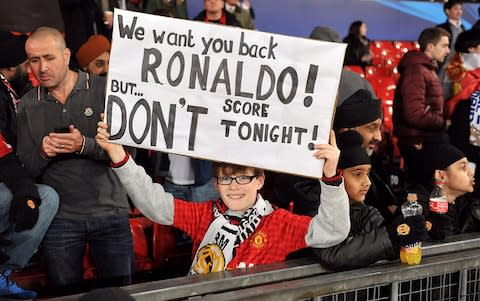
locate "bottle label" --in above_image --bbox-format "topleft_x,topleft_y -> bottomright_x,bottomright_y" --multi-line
429,197 -> 448,213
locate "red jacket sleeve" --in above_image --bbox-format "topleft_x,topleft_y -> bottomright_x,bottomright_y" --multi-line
0,132 -> 40,202
399,65 -> 445,131
0,132 -> 13,158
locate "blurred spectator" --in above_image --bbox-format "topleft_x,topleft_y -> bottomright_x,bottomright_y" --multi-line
437,0 -> 465,63
343,20 -> 372,68
473,6 -> 480,30
151,6 -> 174,17
0,31 -> 59,300
145,0 -> 188,19
194,0 -> 241,27
76,35 -> 111,76
224,0 -> 255,30
446,29 -> 480,98
393,27 -> 450,187
239,0 -> 255,20
59,0 -> 110,69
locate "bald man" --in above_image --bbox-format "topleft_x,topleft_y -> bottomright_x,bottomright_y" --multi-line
16,27 -> 134,295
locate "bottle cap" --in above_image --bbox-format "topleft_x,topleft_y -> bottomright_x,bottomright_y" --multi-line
407,193 -> 417,202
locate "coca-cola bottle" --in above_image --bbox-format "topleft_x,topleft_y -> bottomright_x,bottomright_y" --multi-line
429,182 -> 448,214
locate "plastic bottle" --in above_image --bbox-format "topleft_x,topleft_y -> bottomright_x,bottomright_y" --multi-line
399,193 -> 423,265
429,182 -> 448,214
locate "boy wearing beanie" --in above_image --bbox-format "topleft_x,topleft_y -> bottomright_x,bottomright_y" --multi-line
75,35 -> 111,76
411,137 -> 480,240
312,131 -> 428,271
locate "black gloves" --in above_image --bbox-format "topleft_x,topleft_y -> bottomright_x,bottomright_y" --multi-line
426,214 -> 452,240
10,196 -> 40,232
387,214 -> 429,248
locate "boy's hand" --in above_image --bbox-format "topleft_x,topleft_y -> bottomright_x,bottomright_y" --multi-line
313,130 -> 340,178
95,113 -> 127,163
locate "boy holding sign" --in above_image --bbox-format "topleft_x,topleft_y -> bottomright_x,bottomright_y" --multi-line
96,118 -> 350,273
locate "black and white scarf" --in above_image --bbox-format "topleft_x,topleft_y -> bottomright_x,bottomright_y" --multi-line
190,195 -> 272,274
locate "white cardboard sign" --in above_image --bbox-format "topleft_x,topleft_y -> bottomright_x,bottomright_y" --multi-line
105,9 -> 346,178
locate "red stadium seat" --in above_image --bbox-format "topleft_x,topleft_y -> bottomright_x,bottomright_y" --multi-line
368,76 -> 396,134
344,65 -> 365,77
129,217 -> 154,271
365,65 -> 391,79
370,40 -> 395,56
129,215 -> 186,272
152,224 -> 176,264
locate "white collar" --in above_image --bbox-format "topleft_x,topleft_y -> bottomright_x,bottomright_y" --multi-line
448,19 -> 462,28
224,3 -> 236,14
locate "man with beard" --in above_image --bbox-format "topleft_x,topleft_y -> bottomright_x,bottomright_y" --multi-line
0,31 -> 59,299
75,34 -> 111,76
274,89 -> 398,223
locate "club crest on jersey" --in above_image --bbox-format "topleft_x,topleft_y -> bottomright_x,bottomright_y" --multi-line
250,231 -> 267,249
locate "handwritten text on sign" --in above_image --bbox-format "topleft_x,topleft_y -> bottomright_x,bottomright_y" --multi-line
105,9 -> 346,178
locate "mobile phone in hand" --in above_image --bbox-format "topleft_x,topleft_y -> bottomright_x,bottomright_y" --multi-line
54,127 -> 70,133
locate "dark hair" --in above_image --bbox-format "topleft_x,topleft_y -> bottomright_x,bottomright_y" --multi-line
444,0 -> 463,11
417,27 -> 450,51
152,8 -> 173,17
213,162 -> 264,177
455,29 -> 480,53
347,20 -> 364,38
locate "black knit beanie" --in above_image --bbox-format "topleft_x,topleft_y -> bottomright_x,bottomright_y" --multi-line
333,89 -> 382,129
454,29 -> 480,53
337,130 -> 371,169
423,143 -> 465,178
0,32 -> 27,68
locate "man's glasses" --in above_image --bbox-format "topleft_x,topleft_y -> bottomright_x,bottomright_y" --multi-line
216,175 -> 258,185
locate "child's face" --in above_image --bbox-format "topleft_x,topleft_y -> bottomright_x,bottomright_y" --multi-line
215,167 -> 265,212
443,158 -> 475,198
343,164 -> 372,204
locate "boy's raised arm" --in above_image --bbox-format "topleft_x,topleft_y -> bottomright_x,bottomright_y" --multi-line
95,115 -> 175,225
306,131 -> 351,248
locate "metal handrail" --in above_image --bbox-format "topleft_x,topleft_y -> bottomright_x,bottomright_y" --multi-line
51,233 -> 480,300
198,248 -> 480,300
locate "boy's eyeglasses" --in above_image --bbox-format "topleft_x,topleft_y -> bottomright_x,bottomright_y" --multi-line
216,175 -> 258,185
